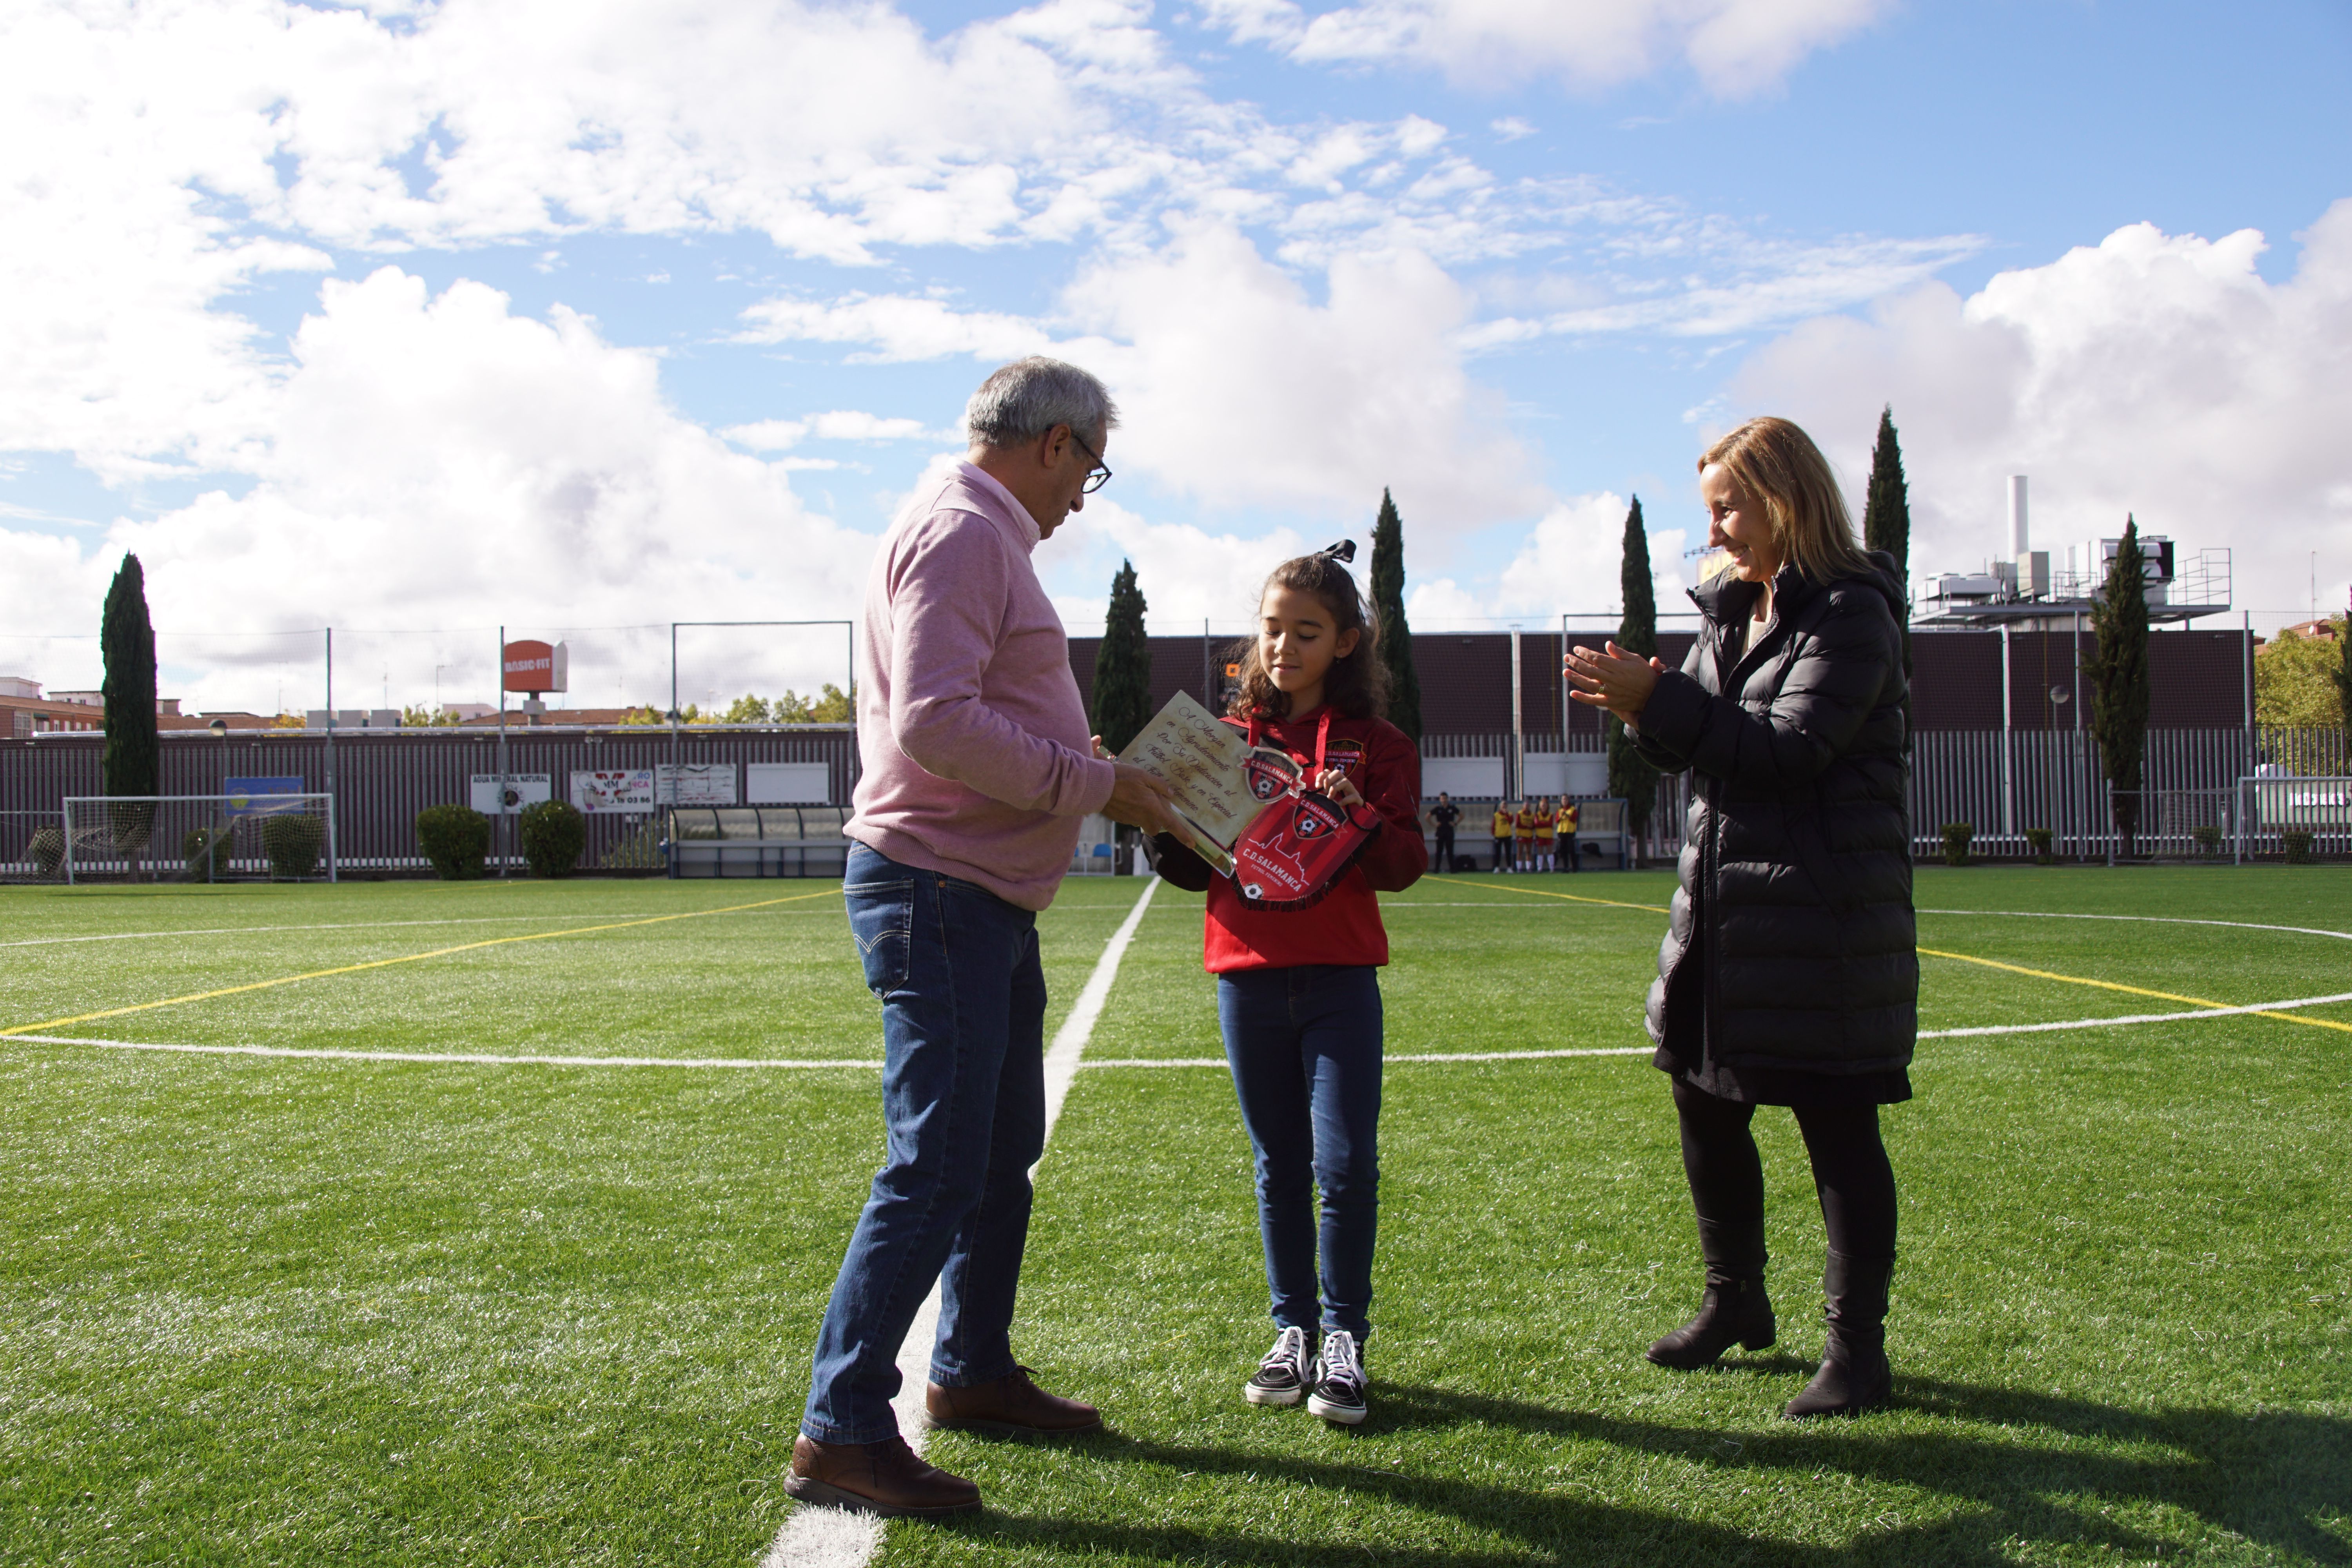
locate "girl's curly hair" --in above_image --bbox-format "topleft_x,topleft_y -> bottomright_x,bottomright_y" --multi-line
1228,551 -> 1389,721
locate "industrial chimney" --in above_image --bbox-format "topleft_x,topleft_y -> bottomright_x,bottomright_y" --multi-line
2006,475 -> 2047,598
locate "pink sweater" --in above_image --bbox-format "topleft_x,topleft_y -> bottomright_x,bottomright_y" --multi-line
845,463 -> 1117,911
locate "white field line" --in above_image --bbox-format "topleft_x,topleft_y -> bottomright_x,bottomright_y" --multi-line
1084,1045 -> 1654,1068
1917,991 -> 2352,1038
0,911 -> 841,949
760,876 -> 1160,1568
3,1035 -> 882,1069
20,985 -> 2352,1073
1917,909 -> 2352,943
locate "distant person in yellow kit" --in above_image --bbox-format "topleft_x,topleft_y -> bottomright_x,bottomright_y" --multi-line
1557,798 -> 1581,873
1530,796 -> 1557,872
1490,800 -> 1515,872
1515,799 -> 1542,871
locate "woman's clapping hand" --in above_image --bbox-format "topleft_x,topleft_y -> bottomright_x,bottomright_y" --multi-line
1564,642 -> 1669,726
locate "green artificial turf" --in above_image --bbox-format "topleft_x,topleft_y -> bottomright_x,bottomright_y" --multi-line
2,867 -> 2347,1565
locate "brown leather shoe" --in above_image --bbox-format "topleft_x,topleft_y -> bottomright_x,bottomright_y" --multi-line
782,1434 -> 981,1517
926,1365 -> 1103,1436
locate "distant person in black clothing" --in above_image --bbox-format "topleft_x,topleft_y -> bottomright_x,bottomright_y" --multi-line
1566,415 -> 1915,1421
1427,793 -> 1461,872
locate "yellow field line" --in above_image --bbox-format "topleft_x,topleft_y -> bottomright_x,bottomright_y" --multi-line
0,887 -> 844,1038
1419,875 -> 2350,1036
1920,947 -> 2352,1035
1419,873 -> 1669,915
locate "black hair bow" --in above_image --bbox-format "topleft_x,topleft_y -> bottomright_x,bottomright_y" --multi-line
1318,540 -> 1356,563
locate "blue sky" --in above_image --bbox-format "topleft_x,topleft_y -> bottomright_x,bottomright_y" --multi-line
2,0 -> 2347,713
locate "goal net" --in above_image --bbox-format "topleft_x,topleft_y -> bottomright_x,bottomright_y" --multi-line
58,793 -> 336,883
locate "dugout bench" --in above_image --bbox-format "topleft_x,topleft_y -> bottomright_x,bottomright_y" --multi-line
664,806 -> 851,878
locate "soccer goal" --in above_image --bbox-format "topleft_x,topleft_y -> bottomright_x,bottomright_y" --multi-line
59,794 -> 337,884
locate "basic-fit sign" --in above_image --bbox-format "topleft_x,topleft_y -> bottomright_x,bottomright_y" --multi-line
502,640 -> 568,693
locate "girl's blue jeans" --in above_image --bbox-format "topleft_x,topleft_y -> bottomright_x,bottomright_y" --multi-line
1216,964 -> 1383,1343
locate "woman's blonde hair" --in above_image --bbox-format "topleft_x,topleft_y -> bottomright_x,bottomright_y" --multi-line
1697,417 -> 1872,586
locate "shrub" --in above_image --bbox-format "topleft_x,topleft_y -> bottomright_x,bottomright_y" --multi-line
601,818 -> 662,871
417,803 -> 491,880
2282,830 -> 2314,864
261,813 -> 325,880
183,824 -> 232,881
27,827 -> 64,878
518,798 -> 585,878
2192,824 -> 2223,857
1940,822 -> 1974,866
2023,827 -> 2053,864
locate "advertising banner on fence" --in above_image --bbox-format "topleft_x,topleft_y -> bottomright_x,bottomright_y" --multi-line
470,774 -> 552,814
746,761 -> 830,804
572,769 -> 656,814
656,764 -> 736,806
224,776 -> 308,817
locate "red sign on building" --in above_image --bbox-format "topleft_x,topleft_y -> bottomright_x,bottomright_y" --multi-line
503,640 -> 568,693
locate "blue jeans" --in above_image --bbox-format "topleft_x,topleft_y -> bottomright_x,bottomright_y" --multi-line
1217,965 -> 1383,1342
801,845 -> 1047,1444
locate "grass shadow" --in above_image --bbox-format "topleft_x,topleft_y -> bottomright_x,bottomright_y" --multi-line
923,1379 -> 2351,1566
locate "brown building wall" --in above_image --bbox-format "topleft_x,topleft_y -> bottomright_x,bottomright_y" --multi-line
1068,625 -> 2250,737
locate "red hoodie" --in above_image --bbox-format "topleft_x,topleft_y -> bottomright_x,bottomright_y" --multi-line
1154,706 -> 1427,973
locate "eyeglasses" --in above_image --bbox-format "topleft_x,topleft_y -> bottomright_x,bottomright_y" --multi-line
1067,426 -> 1113,494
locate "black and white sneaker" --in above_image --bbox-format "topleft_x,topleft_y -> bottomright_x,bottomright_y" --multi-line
1243,1325 -> 1315,1406
1307,1329 -> 1367,1425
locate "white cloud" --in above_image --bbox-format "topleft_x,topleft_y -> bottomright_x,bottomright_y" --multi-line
744,225 -> 1545,526
49,269 -> 881,713
737,294 -> 1060,363
1486,494 -> 1690,617
2,0 -> 1981,502
1489,117 -> 1537,142
1065,227 -> 1544,523
1459,232 -> 1989,347
722,412 -> 958,450
1043,499 -> 1321,635
1730,204 -> 2352,630
1202,0 -> 1891,97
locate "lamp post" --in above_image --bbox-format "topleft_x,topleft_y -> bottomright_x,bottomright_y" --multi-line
207,717 -> 229,882
2047,687 -> 2070,861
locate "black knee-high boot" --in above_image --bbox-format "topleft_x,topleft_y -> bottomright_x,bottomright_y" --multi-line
1784,1251 -> 1892,1417
1646,1216 -> 1776,1369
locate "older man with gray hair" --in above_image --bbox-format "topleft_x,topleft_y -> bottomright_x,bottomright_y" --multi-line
785,358 -> 1187,1518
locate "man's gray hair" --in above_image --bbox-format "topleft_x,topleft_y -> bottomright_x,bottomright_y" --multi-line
964,357 -> 1120,450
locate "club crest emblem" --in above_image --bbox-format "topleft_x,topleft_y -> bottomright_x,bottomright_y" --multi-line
1245,750 -> 1298,802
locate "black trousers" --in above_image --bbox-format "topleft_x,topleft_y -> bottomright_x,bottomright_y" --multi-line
1671,1078 -> 1897,1265
1434,829 -> 1454,872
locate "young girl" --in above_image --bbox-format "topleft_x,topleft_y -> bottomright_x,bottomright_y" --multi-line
1151,549 -> 1426,1425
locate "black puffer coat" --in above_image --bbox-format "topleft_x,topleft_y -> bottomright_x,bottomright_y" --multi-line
1631,552 -> 1916,1075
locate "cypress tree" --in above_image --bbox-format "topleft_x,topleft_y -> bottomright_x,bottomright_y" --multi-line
1860,406 -> 1910,580
1860,405 -> 1915,747
1606,497 -> 1662,853
1368,488 -> 1422,742
2085,518 -> 2152,860
1091,559 -> 1153,755
100,553 -> 161,867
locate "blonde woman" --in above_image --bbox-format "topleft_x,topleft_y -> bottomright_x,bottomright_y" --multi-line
1564,417 -> 1915,1418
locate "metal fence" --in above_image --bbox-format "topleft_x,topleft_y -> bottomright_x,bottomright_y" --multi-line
1634,728 -> 2345,865
0,725 -> 860,878
4,722 -> 2339,878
